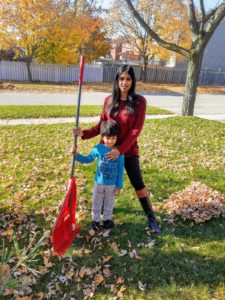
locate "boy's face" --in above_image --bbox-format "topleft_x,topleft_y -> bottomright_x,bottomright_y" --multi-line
103,135 -> 117,148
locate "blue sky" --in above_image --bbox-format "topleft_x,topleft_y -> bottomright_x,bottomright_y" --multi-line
99,0 -> 222,11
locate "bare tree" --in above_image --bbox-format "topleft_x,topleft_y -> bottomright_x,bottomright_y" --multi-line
125,0 -> 225,116
108,0 -> 156,82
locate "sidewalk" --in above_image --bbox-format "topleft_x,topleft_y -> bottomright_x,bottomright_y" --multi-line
0,114 -> 177,126
1,114 -> 225,126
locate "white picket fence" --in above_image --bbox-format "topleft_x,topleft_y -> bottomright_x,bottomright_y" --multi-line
0,61 -> 103,83
1,60 -> 225,85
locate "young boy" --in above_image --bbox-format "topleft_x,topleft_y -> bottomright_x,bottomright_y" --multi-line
73,120 -> 124,231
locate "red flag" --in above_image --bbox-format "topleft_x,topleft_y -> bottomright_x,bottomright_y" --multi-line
51,176 -> 81,256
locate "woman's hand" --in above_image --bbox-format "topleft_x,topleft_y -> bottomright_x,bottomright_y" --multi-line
106,148 -> 120,160
73,127 -> 83,137
71,146 -> 77,155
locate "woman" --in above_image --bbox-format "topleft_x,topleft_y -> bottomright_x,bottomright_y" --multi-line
74,65 -> 160,233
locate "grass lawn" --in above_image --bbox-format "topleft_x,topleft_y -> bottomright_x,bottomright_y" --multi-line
0,105 -> 173,119
0,117 -> 225,299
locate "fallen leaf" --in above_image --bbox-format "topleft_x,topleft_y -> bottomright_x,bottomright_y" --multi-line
138,280 -> 146,291
102,255 -> 112,263
79,266 -> 86,279
35,292 -> 44,300
119,249 -> 127,257
43,257 -> 53,268
83,287 -> 93,298
116,277 -> 124,285
94,274 -> 104,286
0,264 -> 10,285
114,219 -> 123,225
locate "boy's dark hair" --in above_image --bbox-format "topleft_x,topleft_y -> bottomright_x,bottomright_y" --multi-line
100,120 -> 119,137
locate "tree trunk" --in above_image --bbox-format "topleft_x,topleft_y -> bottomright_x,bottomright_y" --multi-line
25,60 -> 33,82
141,56 -> 148,82
182,51 -> 203,116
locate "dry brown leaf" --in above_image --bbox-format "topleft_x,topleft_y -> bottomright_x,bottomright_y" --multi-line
77,211 -> 87,221
3,289 -> 14,296
55,282 -> 61,292
0,228 -> 14,238
116,277 -> 124,285
79,266 -> 87,279
35,292 -> 45,300
0,264 -> 10,285
114,219 -> 123,225
83,287 -> 93,298
43,257 -> 53,268
94,274 -> 104,286
129,249 -> 142,260
116,284 -> 126,298
102,255 -> 112,263
17,267 -> 28,274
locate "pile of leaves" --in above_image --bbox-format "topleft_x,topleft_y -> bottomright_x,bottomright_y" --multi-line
164,182 -> 225,223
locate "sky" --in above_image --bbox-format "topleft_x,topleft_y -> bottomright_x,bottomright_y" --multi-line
99,0 -> 222,11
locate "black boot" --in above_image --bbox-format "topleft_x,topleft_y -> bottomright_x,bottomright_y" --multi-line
139,197 -> 161,233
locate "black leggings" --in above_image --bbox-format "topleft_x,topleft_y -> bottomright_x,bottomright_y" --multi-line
124,156 -> 145,191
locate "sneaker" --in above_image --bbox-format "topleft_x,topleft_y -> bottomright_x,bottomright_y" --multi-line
103,220 -> 114,230
90,221 -> 100,231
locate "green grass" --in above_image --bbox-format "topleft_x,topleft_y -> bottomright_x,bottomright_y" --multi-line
0,105 -> 173,118
0,117 -> 224,299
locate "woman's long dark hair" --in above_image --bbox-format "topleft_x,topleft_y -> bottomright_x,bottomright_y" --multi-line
106,65 -> 138,117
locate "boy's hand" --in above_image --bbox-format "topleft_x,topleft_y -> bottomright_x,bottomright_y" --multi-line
73,127 -> 84,137
71,146 -> 77,155
114,188 -> 120,196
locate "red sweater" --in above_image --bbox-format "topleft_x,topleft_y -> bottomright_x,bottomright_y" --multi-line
82,95 -> 146,157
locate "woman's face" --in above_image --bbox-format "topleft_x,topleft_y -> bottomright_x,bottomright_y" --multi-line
118,71 -> 132,94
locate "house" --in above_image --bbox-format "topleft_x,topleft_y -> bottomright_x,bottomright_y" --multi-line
110,38 -> 141,64
174,19 -> 225,71
201,19 -> 225,71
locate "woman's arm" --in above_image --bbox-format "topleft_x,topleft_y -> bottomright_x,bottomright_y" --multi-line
81,96 -> 110,140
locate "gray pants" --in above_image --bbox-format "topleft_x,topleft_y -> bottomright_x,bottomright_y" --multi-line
92,182 -> 116,222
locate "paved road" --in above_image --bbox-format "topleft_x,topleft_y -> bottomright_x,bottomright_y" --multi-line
1,92 -> 225,114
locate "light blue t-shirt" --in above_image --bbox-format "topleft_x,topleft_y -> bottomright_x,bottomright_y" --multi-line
75,144 -> 124,189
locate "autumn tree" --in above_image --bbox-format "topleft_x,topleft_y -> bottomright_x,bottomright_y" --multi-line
108,0 -> 190,82
39,12 -> 110,65
0,0 -> 68,81
125,0 -> 225,116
